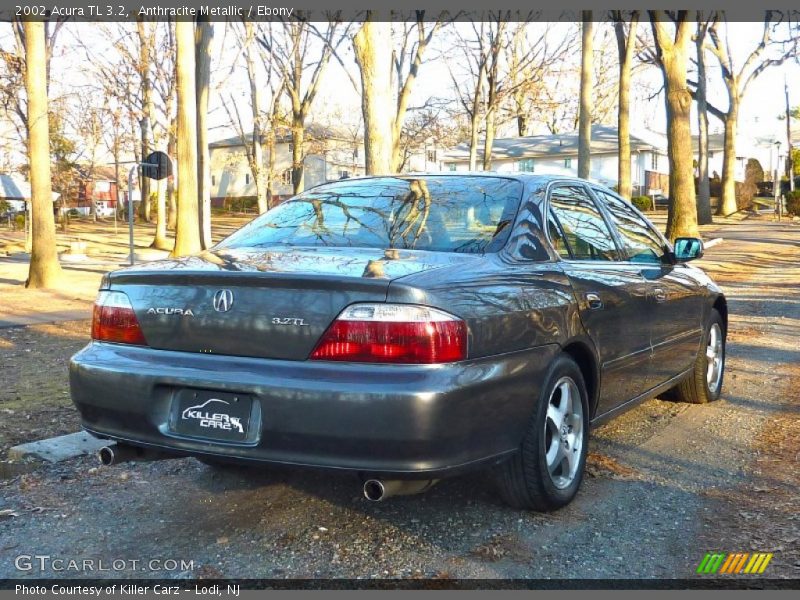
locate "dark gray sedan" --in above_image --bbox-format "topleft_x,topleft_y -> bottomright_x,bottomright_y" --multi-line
70,174 -> 727,511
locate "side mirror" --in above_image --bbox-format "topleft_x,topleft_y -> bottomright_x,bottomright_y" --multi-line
673,237 -> 704,262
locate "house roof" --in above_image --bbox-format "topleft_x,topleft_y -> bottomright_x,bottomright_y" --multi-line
443,125 -> 667,163
210,123 -> 360,149
75,164 -> 118,181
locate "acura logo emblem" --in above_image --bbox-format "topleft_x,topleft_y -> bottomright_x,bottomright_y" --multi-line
212,289 -> 234,313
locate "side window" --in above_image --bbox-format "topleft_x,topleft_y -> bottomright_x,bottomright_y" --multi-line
594,190 -> 665,264
548,211 -> 571,259
548,185 -> 620,261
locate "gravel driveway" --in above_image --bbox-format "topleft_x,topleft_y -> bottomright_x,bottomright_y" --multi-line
1,217 -> 798,583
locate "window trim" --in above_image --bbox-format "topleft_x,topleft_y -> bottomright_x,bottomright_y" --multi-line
542,180 -> 623,263
587,185 -> 671,264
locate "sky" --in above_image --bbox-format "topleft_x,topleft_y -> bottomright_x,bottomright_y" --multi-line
1,18 -> 798,171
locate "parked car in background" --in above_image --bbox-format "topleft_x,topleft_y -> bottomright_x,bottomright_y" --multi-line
71,174 -> 727,511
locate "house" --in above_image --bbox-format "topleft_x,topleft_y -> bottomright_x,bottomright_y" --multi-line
441,125 -> 670,196
73,165 -> 119,217
209,124 -> 365,209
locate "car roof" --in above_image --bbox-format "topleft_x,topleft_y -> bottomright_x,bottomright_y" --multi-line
315,172 -> 602,187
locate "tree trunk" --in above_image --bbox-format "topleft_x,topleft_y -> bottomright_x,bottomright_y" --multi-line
244,21 -> 267,213
482,107 -> 496,170
517,115 -> 529,138
660,37 -> 699,239
172,21 -> 202,257
468,74 -> 484,171
615,12 -> 639,199
195,17 -> 213,247
138,21 -> 154,223
695,23 -> 712,224
24,21 -> 62,288
578,13 -> 593,180
353,18 -> 394,176
717,97 -> 739,216
291,118 -> 305,193
266,127 -> 275,209
166,127 -> 177,230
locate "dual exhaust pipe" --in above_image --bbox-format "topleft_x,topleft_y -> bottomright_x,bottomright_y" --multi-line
99,445 -> 438,502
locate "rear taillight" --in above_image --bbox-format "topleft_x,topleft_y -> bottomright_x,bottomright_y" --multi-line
309,304 -> 467,364
91,291 -> 147,345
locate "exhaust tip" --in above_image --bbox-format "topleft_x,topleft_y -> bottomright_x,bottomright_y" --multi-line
98,446 -> 116,466
363,479 -> 385,502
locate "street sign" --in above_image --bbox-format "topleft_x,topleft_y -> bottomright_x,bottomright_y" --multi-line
142,151 -> 172,180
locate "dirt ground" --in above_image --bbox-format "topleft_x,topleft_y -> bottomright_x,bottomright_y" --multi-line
0,215 -> 798,583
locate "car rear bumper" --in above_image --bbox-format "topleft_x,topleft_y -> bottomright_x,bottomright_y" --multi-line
69,342 -> 558,477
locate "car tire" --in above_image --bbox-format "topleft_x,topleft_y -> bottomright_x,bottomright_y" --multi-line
495,354 -> 589,511
671,309 -> 726,404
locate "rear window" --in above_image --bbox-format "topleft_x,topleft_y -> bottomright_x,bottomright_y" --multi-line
217,176 -> 523,254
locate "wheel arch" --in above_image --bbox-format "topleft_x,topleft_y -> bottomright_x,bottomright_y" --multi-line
560,338 -> 600,418
712,295 -> 728,332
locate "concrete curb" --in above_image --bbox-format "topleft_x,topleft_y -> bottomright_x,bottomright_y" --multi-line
8,431 -> 111,464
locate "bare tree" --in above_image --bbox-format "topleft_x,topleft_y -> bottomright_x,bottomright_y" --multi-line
613,10 -> 640,199
447,20 -> 489,170
696,12 -> 799,215
353,14 -> 394,175
23,21 -> 62,288
172,21 -> 201,256
578,11 -> 593,180
649,10 -> 699,240
389,12 -> 445,171
257,16 -> 349,193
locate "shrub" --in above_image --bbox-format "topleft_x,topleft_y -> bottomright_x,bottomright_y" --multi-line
14,214 -> 25,230
786,190 -> 800,216
631,196 -> 652,212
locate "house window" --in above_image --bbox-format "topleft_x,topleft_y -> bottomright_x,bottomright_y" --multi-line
651,153 -> 658,171
519,158 -> 535,172
448,163 -> 457,172
564,158 -> 572,169
339,170 -> 350,179
280,169 -> 293,186
245,173 -> 250,185
426,149 -> 437,163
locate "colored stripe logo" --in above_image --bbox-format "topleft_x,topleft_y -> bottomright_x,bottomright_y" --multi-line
697,552 -> 773,574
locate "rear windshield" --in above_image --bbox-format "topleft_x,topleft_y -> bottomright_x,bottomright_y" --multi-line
217,176 -> 523,254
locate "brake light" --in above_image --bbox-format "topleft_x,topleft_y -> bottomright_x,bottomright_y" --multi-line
309,304 -> 467,364
91,291 -> 147,345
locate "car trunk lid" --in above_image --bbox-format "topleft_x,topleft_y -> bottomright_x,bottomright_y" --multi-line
107,247 -> 462,360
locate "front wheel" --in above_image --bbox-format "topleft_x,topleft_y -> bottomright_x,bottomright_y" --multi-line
670,309 -> 726,404
495,354 -> 589,511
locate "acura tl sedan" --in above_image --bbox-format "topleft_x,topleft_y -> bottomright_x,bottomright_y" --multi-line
70,174 -> 727,511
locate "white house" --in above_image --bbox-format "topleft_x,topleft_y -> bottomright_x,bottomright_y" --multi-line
441,125 -> 670,196
209,124 -> 365,208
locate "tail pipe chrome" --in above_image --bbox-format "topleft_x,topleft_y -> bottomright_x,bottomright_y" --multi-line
97,444 -> 170,466
362,479 -> 439,502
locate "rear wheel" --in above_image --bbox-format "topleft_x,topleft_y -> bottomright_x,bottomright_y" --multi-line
670,309 -> 725,404
495,354 -> 589,511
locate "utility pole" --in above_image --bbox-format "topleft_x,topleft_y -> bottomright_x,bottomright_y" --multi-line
786,78 -> 794,192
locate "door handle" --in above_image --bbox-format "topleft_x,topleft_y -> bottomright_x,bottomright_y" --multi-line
653,287 -> 667,302
585,292 -> 603,310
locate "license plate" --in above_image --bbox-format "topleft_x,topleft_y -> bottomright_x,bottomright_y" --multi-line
172,390 -> 251,442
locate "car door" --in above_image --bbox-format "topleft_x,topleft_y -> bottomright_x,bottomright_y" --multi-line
591,189 -> 704,389
547,183 -> 652,415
